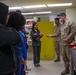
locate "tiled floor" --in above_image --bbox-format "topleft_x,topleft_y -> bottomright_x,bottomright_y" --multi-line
26,60 -> 70,75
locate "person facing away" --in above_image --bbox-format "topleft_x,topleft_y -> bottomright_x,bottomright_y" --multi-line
0,2 -> 21,75
47,18 -> 61,62
21,26 -> 31,72
16,10 -> 30,74
30,22 -> 44,67
58,13 -> 76,75
6,11 -> 27,75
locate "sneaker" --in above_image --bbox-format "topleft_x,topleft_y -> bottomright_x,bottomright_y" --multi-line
37,63 -> 41,67
26,68 -> 31,71
34,64 -> 38,67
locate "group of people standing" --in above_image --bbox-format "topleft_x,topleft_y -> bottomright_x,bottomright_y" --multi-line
0,2 -> 29,75
31,13 -> 76,75
0,2 -> 42,75
31,14 -> 76,75
47,13 -> 76,75
0,2 -> 76,75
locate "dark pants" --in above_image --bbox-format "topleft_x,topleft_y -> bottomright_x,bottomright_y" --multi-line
15,58 -> 21,75
1,73 -> 14,75
33,46 -> 41,65
20,64 -> 25,75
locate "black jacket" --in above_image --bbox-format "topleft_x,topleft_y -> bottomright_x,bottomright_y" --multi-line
0,24 -> 21,74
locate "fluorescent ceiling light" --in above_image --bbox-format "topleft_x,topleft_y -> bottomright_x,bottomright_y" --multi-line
35,11 -> 52,14
22,13 -> 35,15
22,5 -> 46,9
21,11 -> 52,15
47,3 -> 72,7
9,7 -> 23,10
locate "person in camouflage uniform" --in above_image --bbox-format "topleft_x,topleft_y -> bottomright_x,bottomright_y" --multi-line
58,13 -> 76,75
47,18 -> 61,62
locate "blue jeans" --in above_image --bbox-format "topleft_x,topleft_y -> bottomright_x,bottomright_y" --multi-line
20,64 -> 25,75
33,46 -> 41,65
15,58 -> 21,75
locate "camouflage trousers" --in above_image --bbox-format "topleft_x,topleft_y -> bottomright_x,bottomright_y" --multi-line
54,41 -> 61,57
61,40 -> 70,69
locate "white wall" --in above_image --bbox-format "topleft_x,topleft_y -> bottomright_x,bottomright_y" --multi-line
49,15 -> 57,21
24,14 -> 57,22
66,8 -> 76,23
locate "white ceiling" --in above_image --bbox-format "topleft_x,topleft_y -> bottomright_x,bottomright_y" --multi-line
0,0 -> 76,15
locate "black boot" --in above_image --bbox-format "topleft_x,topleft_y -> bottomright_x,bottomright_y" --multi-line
61,68 -> 69,75
54,57 -> 60,62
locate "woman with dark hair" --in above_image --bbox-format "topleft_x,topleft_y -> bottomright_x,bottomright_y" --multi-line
30,22 -> 44,67
7,11 -> 25,31
6,11 -> 27,75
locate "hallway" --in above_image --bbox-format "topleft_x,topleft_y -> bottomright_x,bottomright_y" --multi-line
27,60 -> 70,75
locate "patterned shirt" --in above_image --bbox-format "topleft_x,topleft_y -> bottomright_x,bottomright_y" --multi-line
61,20 -> 76,44
51,24 -> 61,41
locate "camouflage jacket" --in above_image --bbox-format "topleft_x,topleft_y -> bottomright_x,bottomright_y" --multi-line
51,24 -> 61,41
61,20 -> 76,44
